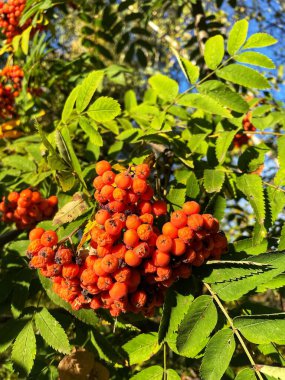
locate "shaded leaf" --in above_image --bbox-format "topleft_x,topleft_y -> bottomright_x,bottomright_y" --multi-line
123,332 -> 160,365
130,366 -> 163,380
12,322 -> 36,377
204,169 -> 225,193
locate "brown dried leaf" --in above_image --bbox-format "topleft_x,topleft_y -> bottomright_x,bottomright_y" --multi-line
53,192 -> 89,226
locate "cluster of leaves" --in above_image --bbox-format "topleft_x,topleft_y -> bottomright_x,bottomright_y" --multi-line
1,1 -> 285,380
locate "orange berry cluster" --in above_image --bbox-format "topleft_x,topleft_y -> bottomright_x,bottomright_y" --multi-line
26,161 -> 227,318
0,0 -> 29,43
0,65 -> 23,119
233,113 -> 256,148
0,189 -> 58,230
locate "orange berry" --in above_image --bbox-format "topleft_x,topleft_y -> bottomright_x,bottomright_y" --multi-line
80,269 -> 98,285
171,210 -> 187,228
40,230 -> 58,247
156,234 -> 172,253
97,275 -> 113,290
7,191 -> 19,203
126,214 -> 141,230
101,254 -> 119,273
152,200 -> 167,216
123,229 -> 139,248
93,258 -> 107,276
132,178 -> 147,194
183,248 -> 196,264
131,290 -> 147,308
109,282 -> 128,300
95,209 -> 111,225
93,176 -> 105,190
162,222 -> 178,239
18,198 -> 31,208
115,172 -> 132,189
138,201 -> 152,214
48,195 -> 58,207
114,267 -> 131,282
90,297 -> 102,310
135,163 -> 150,179
187,214 -> 204,231
102,170 -> 116,185
126,270 -> 141,292
27,239 -> 43,256
29,227 -> 45,241
133,242 -> 150,258
45,263 -> 62,277
140,185 -> 154,201
85,255 -> 98,268
55,247 -> 73,265
97,232 -> 113,247
20,188 -> 32,202
30,191 -> 42,203
111,243 -> 126,259
183,201 -> 201,215
100,185 -> 114,201
192,252 -> 205,267
178,227 -> 195,243
152,250 -> 170,267
62,263 -> 80,279
97,245 -> 112,258
202,214 -> 219,233
29,255 -> 46,269
113,188 -> 127,202
38,247 -> 55,262
137,223 -> 153,241
143,260 -> 157,273
95,160 -> 112,176
104,218 -> 123,236
90,226 -> 103,241
125,191 -> 139,204
156,267 -> 172,281
171,238 -> 186,256
108,200 -> 125,213
125,250 -> 142,267
139,213 -> 154,225
213,232 -> 227,249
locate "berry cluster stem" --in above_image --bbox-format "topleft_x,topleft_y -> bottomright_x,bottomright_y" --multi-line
204,283 -> 263,380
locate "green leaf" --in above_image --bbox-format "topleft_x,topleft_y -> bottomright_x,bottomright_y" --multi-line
124,89 -> 137,111
236,174 -> 265,225
0,319 -> 28,353
167,186 -> 186,208
227,19 -> 248,55
11,269 -> 33,318
177,93 -> 232,118
200,329 -> 236,380
202,260 -> 270,284
179,56 -> 200,84
2,155 -> 36,172
130,366 -> 164,380
204,169 -> 225,193
235,52 -> 275,69
149,74 -> 179,102
62,86 -> 80,123
123,332 -> 160,365
259,365 -> 285,379
235,368 -> 257,380
79,117 -> 103,146
167,369 -> 181,380
243,33 -> 278,49
238,144 -> 268,173
87,96 -> 121,122
90,330 -> 123,364
213,195 -> 226,221
35,308 -> 70,354
186,172 -> 200,198
211,251 -> 285,301
266,187 -> 285,225
12,322 -> 36,377
21,26 -> 32,55
257,274 -> 285,293
215,128 -> 239,164
176,295 -> 217,358
198,81 -> 249,113
204,35 -> 224,70
158,281 -> 194,351
76,70 -> 104,112
234,314 -> 285,344
216,64 -> 270,89
60,126 -> 86,187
